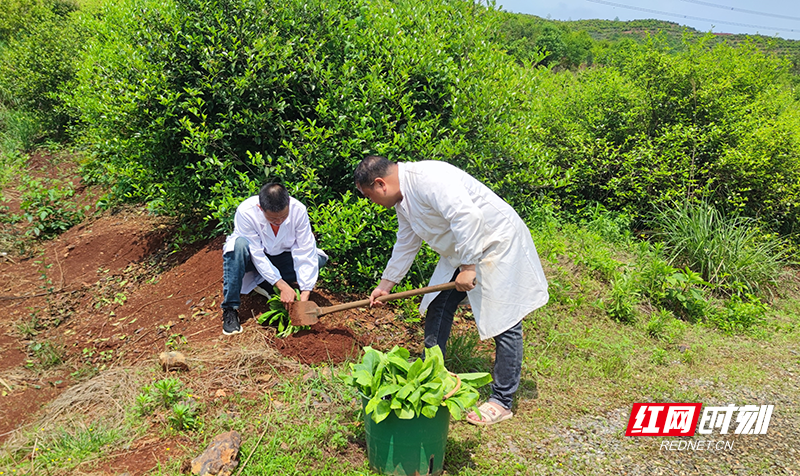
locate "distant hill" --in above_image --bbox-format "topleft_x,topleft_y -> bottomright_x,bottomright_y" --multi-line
567,17 -> 800,57
499,13 -> 800,71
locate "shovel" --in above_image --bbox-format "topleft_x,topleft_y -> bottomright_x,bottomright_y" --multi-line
290,282 -> 459,326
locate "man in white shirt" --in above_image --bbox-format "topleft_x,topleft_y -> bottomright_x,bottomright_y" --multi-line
221,183 -> 327,335
355,156 -> 548,426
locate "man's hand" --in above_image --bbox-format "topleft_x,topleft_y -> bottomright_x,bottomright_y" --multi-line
275,279 -> 298,307
369,279 -> 396,307
299,290 -> 311,302
456,265 -> 477,292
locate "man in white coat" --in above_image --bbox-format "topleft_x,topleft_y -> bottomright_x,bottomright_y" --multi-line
355,155 -> 548,426
221,183 -> 327,335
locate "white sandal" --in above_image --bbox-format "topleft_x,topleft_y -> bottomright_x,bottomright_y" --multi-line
466,401 -> 514,426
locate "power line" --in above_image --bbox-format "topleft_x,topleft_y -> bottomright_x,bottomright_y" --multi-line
586,0 -> 799,33
678,0 -> 800,23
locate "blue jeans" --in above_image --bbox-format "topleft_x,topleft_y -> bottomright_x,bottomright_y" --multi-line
222,236 -> 327,310
425,271 -> 524,410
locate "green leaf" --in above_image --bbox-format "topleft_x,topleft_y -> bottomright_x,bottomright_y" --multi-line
387,345 -> 410,361
397,401 -> 415,419
390,395 -> 402,410
421,404 -> 440,419
387,354 -> 410,372
455,372 -> 492,388
406,358 -> 424,381
365,395 -> 380,415
376,383 -> 401,399
407,386 -> 424,411
421,387 -> 443,406
396,382 -> 415,400
445,398 -> 463,420
353,369 -> 372,387
371,399 -> 392,424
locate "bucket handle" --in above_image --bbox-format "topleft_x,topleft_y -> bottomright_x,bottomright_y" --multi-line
443,373 -> 461,401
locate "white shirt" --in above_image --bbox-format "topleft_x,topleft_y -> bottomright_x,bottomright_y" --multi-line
223,196 -> 324,292
382,161 -> 549,339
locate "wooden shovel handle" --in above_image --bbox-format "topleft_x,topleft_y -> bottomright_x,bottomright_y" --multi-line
316,281 -> 458,317
443,373 -> 462,401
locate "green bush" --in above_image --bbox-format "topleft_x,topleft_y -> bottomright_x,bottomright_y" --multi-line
532,35 -> 800,234
17,176 -> 87,238
65,0 -> 557,225
710,293 -> 769,334
309,191 -> 438,293
0,0 -> 84,138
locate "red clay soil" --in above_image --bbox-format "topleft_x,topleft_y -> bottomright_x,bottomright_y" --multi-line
103,436 -> 191,475
275,322 -> 362,365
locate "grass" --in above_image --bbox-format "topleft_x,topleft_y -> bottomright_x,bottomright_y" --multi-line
651,201 -> 790,295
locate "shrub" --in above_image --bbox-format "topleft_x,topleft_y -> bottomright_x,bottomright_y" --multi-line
65,0 -> 557,227
309,191 -> 438,293
0,0 -> 84,138
534,35 -> 800,234
18,176 -> 87,238
710,293 -> 769,335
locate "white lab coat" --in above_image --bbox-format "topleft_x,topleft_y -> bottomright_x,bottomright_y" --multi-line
223,196 -> 325,293
382,161 -> 549,339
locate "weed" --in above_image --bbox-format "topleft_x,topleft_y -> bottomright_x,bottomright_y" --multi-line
29,423 -> 122,471
165,333 -> 187,350
14,313 -> 40,338
27,340 -> 62,369
19,176 -> 87,238
604,270 -> 639,323
572,226 -> 625,282
135,386 -> 155,416
256,287 -> 306,338
650,348 -> 669,366
113,292 -> 127,305
445,331 -> 493,374
646,308 -> 672,340
680,347 -> 696,366
652,201 -> 788,295
152,377 -> 183,408
168,402 -> 200,431
662,268 -> 713,322
710,294 -> 769,334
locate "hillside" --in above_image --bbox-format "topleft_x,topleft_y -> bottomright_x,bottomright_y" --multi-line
1,153 -> 799,475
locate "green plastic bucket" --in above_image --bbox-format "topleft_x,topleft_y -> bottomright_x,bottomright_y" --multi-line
362,400 -> 450,476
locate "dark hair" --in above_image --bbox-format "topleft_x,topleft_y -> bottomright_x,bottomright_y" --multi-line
354,155 -> 394,189
259,183 -> 290,212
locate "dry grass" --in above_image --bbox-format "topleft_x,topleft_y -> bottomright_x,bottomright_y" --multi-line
1,332 -> 305,455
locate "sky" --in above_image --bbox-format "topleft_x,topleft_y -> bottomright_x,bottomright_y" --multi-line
495,0 -> 800,40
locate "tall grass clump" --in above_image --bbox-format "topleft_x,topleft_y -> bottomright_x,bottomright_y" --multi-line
651,201 -> 788,296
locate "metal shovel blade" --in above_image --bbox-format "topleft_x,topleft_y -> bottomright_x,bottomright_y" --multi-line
290,301 -> 323,326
